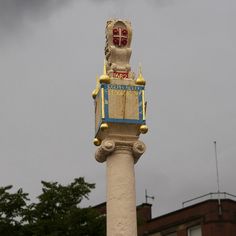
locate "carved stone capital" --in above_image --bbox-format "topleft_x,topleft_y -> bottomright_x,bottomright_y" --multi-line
95,138 -> 146,163
95,139 -> 116,163
132,140 -> 146,163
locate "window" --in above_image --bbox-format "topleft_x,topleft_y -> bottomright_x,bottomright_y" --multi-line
151,231 -> 176,236
166,233 -> 177,236
188,225 -> 202,236
150,232 -> 177,236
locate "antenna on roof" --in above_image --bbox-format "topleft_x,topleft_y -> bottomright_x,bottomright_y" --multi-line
145,189 -> 154,204
214,141 -> 222,216
214,141 -> 220,193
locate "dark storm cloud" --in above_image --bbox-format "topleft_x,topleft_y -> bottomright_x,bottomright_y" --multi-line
148,0 -> 175,7
88,0 -> 174,5
0,0 -> 72,39
0,0 -> 171,36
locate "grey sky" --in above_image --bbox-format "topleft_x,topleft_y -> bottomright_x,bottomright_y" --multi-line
0,0 -> 72,40
0,0 -> 235,217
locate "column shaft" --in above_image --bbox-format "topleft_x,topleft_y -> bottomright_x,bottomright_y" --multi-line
106,147 -> 137,236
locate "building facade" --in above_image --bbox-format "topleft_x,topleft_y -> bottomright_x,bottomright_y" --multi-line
94,196 -> 236,236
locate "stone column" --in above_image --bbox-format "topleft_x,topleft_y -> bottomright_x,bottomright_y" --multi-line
93,18 -> 148,236
96,139 -> 146,236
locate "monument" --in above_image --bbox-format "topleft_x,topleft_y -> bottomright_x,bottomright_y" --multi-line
92,19 -> 148,236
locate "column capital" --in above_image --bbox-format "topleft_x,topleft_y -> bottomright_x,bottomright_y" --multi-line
95,138 -> 146,164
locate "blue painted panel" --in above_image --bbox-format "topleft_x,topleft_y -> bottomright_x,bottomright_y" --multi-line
96,83 -> 146,133
101,83 -> 144,91
104,118 -> 145,124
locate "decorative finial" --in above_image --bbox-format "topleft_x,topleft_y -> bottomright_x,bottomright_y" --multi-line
100,123 -> 109,131
92,75 -> 100,99
100,59 -> 110,84
96,75 -> 99,87
135,63 -> 146,86
93,138 -> 101,146
140,124 -> 148,134
139,63 -> 142,74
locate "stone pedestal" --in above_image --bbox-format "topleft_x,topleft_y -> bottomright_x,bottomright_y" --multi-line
95,139 -> 146,236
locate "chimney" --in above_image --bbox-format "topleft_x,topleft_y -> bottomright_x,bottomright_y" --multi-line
137,203 -> 152,224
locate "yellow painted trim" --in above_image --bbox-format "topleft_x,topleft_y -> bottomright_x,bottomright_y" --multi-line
101,88 -> 105,118
142,90 -> 146,120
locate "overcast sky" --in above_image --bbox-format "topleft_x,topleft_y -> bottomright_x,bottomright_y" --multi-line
0,0 -> 235,217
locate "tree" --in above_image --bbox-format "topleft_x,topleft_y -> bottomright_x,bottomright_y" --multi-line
0,178 -> 105,236
0,185 -> 29,236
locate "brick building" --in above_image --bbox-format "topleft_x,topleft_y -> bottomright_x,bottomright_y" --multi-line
94,193 -> 236,236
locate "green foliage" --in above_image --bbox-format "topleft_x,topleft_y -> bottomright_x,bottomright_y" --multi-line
0,185 -> 29,236
0,178 -> 105,236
